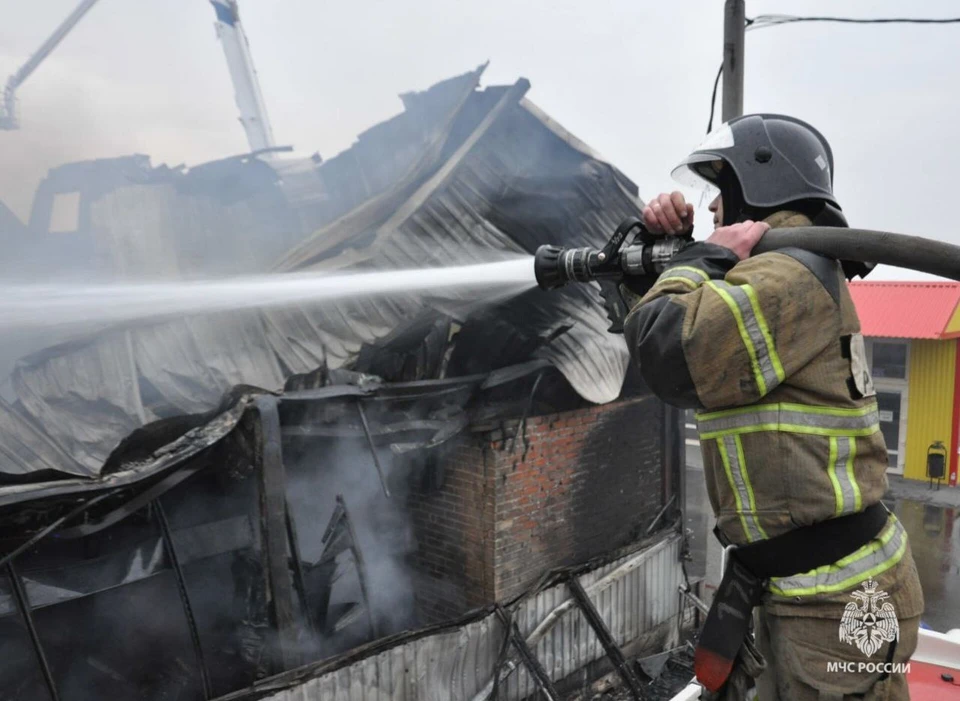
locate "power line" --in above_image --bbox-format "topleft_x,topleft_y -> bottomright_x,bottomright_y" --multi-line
706,14 -> 960,131
748,15 -> 960,30
706,64 -> 723,133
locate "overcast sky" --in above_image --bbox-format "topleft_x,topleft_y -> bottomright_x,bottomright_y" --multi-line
1,0 -> 957,279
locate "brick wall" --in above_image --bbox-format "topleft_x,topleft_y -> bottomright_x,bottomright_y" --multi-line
408,438 -> 495,623
409,392 -> 668,622
492,394 -> 664,601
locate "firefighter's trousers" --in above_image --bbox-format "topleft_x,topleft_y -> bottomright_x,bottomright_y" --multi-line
754,608 -> 920,700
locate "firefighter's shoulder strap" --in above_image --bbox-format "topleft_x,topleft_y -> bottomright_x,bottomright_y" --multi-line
695,503 -> 888,692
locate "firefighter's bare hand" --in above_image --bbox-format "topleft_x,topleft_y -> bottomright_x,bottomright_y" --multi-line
642,192 -> 694,235
706,220 -> 770,260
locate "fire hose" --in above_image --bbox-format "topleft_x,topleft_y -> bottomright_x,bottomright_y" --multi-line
534,217 -> 960,330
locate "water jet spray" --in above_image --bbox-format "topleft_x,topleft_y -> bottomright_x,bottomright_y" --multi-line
0,259 -> 537,330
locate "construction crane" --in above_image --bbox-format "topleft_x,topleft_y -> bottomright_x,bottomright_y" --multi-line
3,0 -> 277,155
1,0 -> 103,130
209,0 -> 277,153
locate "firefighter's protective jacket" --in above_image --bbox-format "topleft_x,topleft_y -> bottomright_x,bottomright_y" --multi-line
623,212 -> 923,617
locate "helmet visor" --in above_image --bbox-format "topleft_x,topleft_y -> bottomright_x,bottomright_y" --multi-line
669,123 -> 736,203
670,153 -> 723,203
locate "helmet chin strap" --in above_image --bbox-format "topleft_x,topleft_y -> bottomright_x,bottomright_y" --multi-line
717,167 -> 755,226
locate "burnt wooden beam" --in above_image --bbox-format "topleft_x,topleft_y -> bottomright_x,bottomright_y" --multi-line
355,399 -> 391,498
284,503 -> 315,638
490,606 -> 514,701
155,500 -> 212,699
281,419 -> 448,439
57,460 -> 207,540
646,495 -> 677,536
567,577 -> 647,700
0,492 -> 112,571
280,373 -> 484,404
494,605 -> 559,701
6,562 -> 60,701
338,495 -> 379,640
254,396 -> 300,672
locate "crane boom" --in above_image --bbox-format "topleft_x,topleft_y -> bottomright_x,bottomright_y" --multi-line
1,0 -> 103,130
210,0 -> 276,153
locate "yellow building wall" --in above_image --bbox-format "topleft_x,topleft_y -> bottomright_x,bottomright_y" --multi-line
904,339 -> 957,480
946,303 -> 960,335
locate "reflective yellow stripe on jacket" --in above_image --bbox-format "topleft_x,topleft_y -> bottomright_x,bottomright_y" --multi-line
704,280 -> 786,396
656,266 -> 710,290
696,401 -> 891,596
828,436 -> 863,516
769,516 -> 907,597
717,434 -> 767,542
697,402 -> 880,439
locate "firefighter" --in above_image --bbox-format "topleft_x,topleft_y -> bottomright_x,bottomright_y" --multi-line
623,114 -> 924,700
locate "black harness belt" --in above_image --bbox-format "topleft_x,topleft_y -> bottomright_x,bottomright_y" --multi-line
730,501 -> 889,578
695,502 -> 889,692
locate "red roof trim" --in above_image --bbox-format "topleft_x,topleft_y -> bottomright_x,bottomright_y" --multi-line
848,281 -> 960,288
848,281 -> 960,340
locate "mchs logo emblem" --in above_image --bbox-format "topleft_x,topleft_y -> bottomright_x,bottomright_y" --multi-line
839,579 -> 899,657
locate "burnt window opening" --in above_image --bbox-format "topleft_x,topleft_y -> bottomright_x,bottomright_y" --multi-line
0,448 -> 272,700
0,503 -> 208,700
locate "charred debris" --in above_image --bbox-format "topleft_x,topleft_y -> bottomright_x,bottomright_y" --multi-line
0,66 -> 685,700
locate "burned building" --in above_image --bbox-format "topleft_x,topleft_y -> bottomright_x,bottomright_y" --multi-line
0,66 -> 686,700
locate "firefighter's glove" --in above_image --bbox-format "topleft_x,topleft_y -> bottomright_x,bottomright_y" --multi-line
619,279 -> 652,309
599,278 -> 659,334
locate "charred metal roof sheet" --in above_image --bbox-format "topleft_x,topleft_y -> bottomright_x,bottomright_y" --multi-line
0,398 -> 88,478
0,64 -> 643,491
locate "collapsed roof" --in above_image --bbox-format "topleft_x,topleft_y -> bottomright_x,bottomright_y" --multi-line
0,64 -> 644,501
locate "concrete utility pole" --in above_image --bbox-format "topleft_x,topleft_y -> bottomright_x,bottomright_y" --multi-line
721,0 -> 746,121
702,1 -> 746,606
